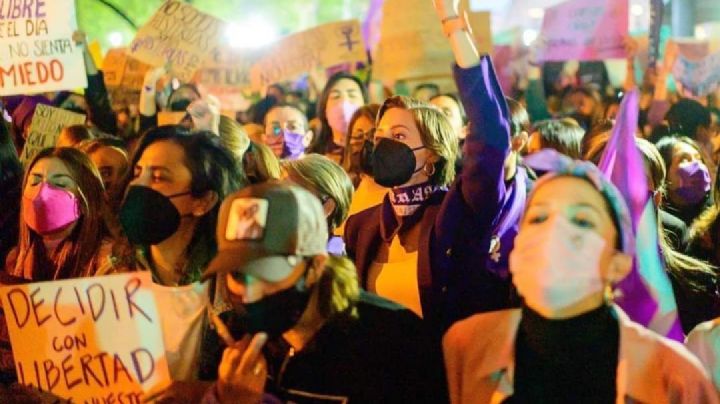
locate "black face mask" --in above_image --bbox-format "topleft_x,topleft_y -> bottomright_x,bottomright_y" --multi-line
169,99 -> 192,112
358,139 -> 375,176
238,276 -> 311,339
372,138 -> 424,188
119,186 -> 191,246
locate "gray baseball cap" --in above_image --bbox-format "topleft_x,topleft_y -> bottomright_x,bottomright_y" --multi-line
203,182 -> 328,282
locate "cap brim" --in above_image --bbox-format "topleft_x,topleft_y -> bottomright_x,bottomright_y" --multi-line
203,251 -> 301,283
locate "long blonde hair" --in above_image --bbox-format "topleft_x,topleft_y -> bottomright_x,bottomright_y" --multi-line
316,255 -> 361,319
282,154 -> 354,232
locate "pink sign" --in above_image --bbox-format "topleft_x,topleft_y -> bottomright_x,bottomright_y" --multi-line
539,0 -> 629,62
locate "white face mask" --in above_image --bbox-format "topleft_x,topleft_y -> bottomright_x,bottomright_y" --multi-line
509,215 -> 606,318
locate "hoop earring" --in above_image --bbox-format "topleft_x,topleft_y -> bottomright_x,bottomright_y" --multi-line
603,283 -> 615,305
423,162 -> 436,177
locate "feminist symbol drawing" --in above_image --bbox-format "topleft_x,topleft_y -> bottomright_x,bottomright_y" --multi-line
339,25 -> 359,52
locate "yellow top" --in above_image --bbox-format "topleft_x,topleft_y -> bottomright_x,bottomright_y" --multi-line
336,174 -> 387,236
367,230 -> 422,318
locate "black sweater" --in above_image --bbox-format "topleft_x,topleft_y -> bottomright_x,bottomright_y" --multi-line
199,292 -> 448,403
507,305 -> 619,404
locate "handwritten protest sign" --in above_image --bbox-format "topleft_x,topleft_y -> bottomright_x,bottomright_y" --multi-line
539,0 -> 629,62
0,0 -> 87,95
194,48 -> 260,110
20,105 -> 85,165
128,0 -> 224,82
250,20 -> 367,91
673,51 -> 720,97
0,272 -> 170,402
374,0 -> 453,82
102,48 -> 152,109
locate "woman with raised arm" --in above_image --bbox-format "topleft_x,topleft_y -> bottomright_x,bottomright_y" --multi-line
344,0 -> 530,330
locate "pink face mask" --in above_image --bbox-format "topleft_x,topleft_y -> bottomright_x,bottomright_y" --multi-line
23,182 -> 81,235
327,100 -> 360,146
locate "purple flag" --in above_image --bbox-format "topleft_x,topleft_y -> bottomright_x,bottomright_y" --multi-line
598,89 -> 684,340
362,0 -> 384,55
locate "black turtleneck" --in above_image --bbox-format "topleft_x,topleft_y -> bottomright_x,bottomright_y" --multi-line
506,305 -> 619,404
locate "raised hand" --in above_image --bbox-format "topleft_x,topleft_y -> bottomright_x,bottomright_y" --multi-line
217,333 -> 269,404
188,95 -> 221,134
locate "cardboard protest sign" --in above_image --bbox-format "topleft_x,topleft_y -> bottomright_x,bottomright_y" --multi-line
0,0 -> 87,96
250,20 -> 367,91
0,272 -> 170,402
467,11 -> 493,55
128,0 -> 224,82
539,0 -> 629,62
20,105 -> 85,165
103,48 -> 152,109
373,0 -> 453,82
194,48 -> 260,111
673,51 -> 720,97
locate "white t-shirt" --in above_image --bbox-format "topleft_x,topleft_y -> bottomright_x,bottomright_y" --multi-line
152,281 -> 209,381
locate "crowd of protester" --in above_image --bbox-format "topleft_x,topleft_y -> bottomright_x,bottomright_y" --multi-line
3,0 -> 720,402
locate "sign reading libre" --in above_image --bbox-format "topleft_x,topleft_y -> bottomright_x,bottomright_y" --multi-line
128,0 -> 224,82
539,0 -> 629,62
20,104 -> 85,165
0,0 -> 87,95
0,272 -> 170,402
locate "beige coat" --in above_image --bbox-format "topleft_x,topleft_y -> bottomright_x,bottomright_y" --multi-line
686,319 -> 720,391
443,306 -> 719,404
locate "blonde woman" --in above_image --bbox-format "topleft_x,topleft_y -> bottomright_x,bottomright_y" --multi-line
282,154 -> 354,254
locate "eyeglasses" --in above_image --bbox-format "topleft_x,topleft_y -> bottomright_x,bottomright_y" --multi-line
351,128 -> 375,142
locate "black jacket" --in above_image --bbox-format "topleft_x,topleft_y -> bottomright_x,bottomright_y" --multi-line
199,292 -> 448,403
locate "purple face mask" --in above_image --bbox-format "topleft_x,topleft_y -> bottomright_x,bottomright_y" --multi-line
282,131 -> 305,160
675,161 -> 711,205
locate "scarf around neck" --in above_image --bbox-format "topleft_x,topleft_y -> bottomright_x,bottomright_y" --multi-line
389,182 -> 445,217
